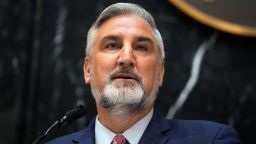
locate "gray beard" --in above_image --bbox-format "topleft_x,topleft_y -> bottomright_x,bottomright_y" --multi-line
90,66 -> 161,115
100,80 -> 145,115
91,79 -> 159,115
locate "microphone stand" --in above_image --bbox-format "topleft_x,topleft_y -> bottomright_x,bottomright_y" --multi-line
32,105 -> 87,144
32,120 -> 59,144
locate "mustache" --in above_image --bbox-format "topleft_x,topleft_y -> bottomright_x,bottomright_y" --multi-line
109,67 -> 142,84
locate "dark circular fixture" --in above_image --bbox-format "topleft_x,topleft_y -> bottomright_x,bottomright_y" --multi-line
169,0 -> 256,37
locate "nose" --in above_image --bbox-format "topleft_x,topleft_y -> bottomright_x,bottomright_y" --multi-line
117,45 -> 136,68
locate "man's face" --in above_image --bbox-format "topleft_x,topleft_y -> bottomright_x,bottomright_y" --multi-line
84,15 -> 164,114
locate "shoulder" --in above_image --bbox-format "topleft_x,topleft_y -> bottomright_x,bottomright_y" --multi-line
47,118 -> 96,144
46,129 -> 87,144
166,119 -> 241,143
168,119 -> 228,132
168,119 -> 226,131
151,111 -> 236,134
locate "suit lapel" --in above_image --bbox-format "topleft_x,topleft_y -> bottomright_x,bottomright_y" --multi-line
70,111 -> 172,144
71,118 -> 96,144
139,111 -> 172,144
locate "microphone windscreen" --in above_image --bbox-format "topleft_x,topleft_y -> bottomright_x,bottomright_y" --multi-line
63,105 -> 87,123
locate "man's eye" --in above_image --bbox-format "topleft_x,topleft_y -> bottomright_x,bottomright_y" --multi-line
136,45 -> 148,52
105,43 -> 119,49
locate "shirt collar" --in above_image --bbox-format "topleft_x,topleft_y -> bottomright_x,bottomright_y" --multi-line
95,108 -> 154,144
95,116 -> 116,144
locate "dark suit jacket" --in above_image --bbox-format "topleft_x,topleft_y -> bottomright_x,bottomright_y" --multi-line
47,111 -> 240,144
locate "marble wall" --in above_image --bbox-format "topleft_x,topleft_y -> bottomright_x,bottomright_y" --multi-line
0,0 -> 255,143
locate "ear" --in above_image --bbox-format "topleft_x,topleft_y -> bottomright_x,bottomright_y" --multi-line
159,62 -> 165,86
83,56 -> 91,84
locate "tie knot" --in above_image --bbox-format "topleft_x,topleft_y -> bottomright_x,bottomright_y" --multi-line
112,134 -> 127,144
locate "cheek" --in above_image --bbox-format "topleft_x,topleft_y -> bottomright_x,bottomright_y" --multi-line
138,58 -> 158,91
92,54 -> 116,88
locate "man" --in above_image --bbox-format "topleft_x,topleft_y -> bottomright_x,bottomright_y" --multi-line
48,3 -> 240,144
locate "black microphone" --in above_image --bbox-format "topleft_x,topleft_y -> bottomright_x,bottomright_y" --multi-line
59,105 -> 87,127
32,105 -> 87,144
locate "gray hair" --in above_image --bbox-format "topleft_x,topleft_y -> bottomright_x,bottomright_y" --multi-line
85,3 -> 165,62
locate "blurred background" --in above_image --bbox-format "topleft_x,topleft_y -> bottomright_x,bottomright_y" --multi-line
0,0 -> 255,143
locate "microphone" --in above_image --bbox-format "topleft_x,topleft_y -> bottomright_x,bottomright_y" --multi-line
59,105 -> 87,127
32,105 -> 87,144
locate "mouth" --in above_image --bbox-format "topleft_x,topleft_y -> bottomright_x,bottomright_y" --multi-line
111,73 -> 139,82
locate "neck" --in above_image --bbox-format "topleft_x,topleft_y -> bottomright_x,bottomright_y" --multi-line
96,103 -> 153,134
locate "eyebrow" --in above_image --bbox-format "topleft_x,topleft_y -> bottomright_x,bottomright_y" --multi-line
100,35 -> 121,44
99,35 -> 154,46
136,36 -> 154,44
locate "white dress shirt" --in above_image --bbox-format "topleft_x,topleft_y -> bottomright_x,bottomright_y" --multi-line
95,109 -> 153,144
